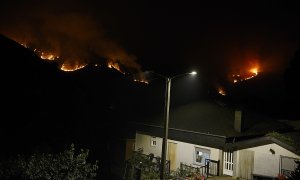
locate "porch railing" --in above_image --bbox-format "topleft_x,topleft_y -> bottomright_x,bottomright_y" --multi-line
180,162 -> 206,177
205,159 -> 220,177
180,159 -> 220,178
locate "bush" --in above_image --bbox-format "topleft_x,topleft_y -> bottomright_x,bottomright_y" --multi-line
0,144 -> 98,180
288,160 -> 300,180
126,149 -> 160,179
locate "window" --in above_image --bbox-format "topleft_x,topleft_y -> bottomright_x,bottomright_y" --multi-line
194,147 -> 210,165
150,137 -> 157,147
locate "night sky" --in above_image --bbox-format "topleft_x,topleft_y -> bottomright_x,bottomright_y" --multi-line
1,0 -> 299,111
1,0 -> 299,77
1,0 -> 300,178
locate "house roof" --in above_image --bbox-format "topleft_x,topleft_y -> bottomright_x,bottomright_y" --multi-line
129,100 -> 299,151
226,134 -> 300,156
138,100 -> 293,137
133,123 -> 227,149
169,101 -> 238,136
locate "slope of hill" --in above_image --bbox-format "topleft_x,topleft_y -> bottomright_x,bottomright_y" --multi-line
0,34 -> 138,157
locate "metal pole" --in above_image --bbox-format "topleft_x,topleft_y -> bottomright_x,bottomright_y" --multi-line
160,78 -> 171,179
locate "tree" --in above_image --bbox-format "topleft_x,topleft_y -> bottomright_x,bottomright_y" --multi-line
125,149 -> 160,180
0,144 -> 98,180
284,49 -> 300,98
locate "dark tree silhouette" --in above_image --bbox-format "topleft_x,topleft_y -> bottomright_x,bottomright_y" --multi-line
282,49 -> 300,119
284,49 -> 300,99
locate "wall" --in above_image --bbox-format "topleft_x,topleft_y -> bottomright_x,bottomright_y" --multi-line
135,133 -> 162,157
135,132 -> 222,170
237,143 -> 300,178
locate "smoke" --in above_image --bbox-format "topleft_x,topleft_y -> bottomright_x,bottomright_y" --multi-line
187,25 -> 299,84
0,0 -> 141,72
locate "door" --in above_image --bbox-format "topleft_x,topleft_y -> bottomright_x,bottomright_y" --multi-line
168,142 -> 177,171
125,139 -> 135,160
223,150 -> 234,176
238,150 -> 254,179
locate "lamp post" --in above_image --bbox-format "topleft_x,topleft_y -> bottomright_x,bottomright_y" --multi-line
147,71 -> 197,179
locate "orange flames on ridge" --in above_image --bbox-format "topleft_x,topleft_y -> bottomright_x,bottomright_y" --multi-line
19,41 -> 127,73
17,40 -> 149,84
107,61 -> 125,74
232,64 -> 260,84
60,63 -> 87,72
40,52 -> 59,61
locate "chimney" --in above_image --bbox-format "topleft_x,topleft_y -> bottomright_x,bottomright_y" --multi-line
234,110 -> 242,132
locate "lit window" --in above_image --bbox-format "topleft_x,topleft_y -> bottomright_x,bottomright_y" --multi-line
151,137 -> 157,147
194,147 -> 210,165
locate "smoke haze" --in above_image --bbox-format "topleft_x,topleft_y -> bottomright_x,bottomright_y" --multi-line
0,0 -> 141,71
1,0 -> 299,79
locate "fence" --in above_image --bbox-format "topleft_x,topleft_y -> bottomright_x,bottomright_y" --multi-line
205,159 -> 220,176
180,163 -> 206,177
180,159 -> 220,178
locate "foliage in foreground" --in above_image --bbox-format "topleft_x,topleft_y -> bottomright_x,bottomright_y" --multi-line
126,149 -> 160,179
0,144 -> 98,180
288,160 -> 300,180
266,131 -> 300,153
125,149 -> 205,180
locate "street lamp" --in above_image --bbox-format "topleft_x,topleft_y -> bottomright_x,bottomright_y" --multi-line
146,70 -> 197,179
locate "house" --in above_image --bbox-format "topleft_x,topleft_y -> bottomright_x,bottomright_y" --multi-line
125,100 -> 300,179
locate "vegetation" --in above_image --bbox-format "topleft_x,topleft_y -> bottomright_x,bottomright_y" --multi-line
288,160 -> 300,180
125,149 -> 205,180
0,144 -> 98,180
171,164 -> 206,180
266,131 -> 299,150
125,148 -> 160,179
267,132 -> 300,180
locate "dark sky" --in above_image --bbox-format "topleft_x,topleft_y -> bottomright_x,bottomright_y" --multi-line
0,1 -> 300,175
1,0 -> 300,80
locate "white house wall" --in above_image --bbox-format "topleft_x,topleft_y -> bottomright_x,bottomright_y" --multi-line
135,133 -> 162,157
239,143 -> 300,178
168,139 -> 221,170
135,132 -> 222,170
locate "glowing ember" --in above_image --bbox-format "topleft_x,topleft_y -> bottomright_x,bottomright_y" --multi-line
108,61 -> 125,74
21,43 -> 29,48
40,52 -> 59,61
218,87 -> 226,96
250,67 -> 258,75
134,79 -> 149,84
17,41 -> 59,61
60,63 -> 87,72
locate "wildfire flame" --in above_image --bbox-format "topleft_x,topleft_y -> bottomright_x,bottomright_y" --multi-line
15,40 -> 148,84
232,66 -> 259,83
250,67 -> 258,75
60,63 -> 87,72
218,87 -> 226,96
21,43 -> 29,48
133,79 -> 149,84
19,42 -> 59,61
17,40 -> 119,72
40,52 -> 59,61
107,61 -> 126,74
132,73 -> 149,85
